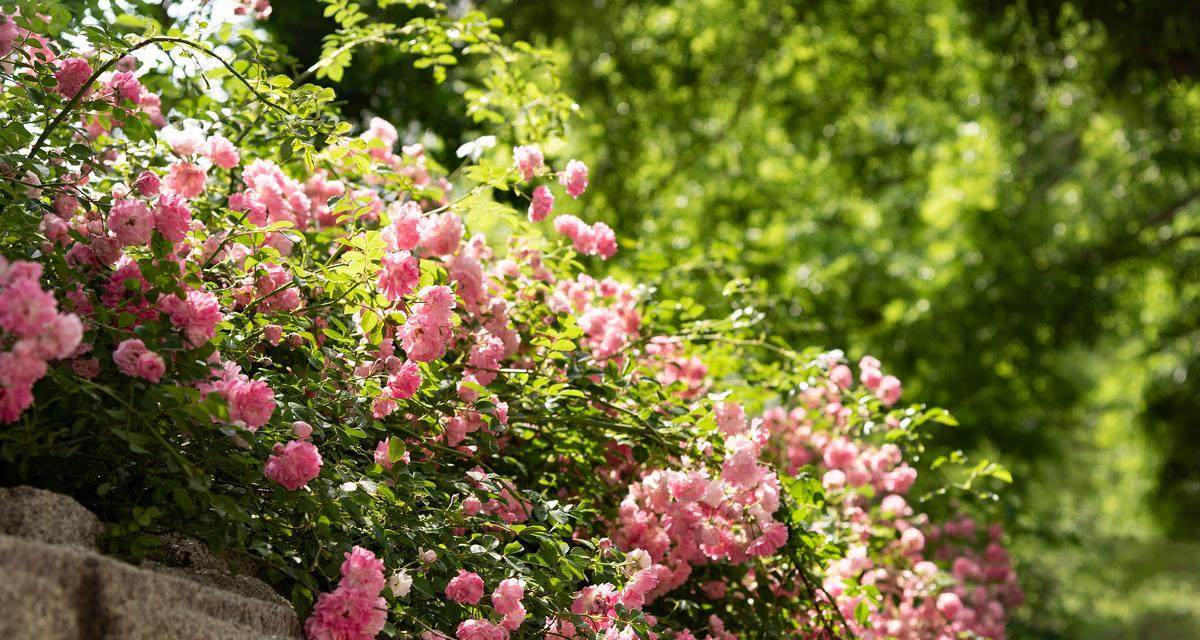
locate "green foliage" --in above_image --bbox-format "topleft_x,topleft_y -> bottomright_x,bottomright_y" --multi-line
0,1 -> 1019,637
470,0 -> 1200,637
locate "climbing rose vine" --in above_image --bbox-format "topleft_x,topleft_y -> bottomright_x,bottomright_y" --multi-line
0,1 -> 1019,638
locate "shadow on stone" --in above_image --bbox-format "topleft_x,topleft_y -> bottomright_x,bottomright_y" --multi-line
0,486 -> 302,640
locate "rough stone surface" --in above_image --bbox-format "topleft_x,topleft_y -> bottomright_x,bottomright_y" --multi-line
0,486 -> 302,640
0,485 -> 103,548
95,554 -> 303,640
143,533 -> 290,605
0,536 -> 90,640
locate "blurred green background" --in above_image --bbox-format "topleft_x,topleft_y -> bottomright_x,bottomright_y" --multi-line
262,0 -> 1200,637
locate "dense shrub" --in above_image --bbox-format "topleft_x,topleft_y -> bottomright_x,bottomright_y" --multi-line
0,1 -> 1017,638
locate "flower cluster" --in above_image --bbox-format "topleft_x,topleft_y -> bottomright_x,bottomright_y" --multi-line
113,338 -> 165,383
615,406 -> 789,604
0,6 -> 1020,640
198,362 -> 277,431
264,439 -> 323,490
549,274 -> 641,359
0,259 -> 83,422
305,547 -> 388,640
508,146 -> 606,256
642,337 -> 709,400
755,358 -> 1023,639
553,215 -> 617,260
447,575 -> 528,638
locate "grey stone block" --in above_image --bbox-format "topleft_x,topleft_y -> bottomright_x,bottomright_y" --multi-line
0,485 -> 303,640
0,536 -> 92,640
0,485 -> 103,548
95,556 -> 302,639
143,532 -> 290,605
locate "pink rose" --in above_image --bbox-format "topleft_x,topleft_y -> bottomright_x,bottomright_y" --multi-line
164,161 -> 207,199
445,570 -> 485,604
264,440 -> 322,490
455,619 -> 506,640
135,350 -> 165,383
528,185 -> 554,222
340,546 -> 386,593
133,171 -> 161,196
54,57 -> 93,98
559,159 -> 588,198
491,578 -> 524,615
107,199 -> 153,246
204,135 -> 241,169
512,145 -> 544,180
113,338 -> 163,383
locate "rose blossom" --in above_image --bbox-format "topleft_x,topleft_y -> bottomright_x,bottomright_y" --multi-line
445,570 -> 485,604
264,440 -> 322,490
559,159 -> 588,198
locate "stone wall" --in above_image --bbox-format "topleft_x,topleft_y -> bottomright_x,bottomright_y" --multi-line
0,486 -> 303,640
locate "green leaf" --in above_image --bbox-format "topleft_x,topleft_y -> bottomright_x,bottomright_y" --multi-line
388,437 -> 406,464
855,599 -> 871,625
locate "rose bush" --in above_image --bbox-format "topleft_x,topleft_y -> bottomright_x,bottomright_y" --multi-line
0,1 -> 1018,638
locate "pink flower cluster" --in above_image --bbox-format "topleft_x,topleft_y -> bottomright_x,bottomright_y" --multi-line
445,570 -> 485,604
0,14 -> 18,59
374,436 -> 411,470
758,360 -> 917,490
857,355 -> 903,407
549,274 -> 640,359
387,360 -> 422,399
615,403 -> 788,604
353,123 -> 452,208
3,23 -> 1026,634
491,578 -> 527,630
463,469 -> 531,524
245,156 -> 311,220
165,161 -> 207,199
245,262 -> 302,313
164,127 -> 241,171
512,145 -> 544,180
198,361 -> 277,430
448,573 -> 527,639
399,285 -> 457,362
113,338 -> 166,383
382,201 -> 422,251
71,64 -> 167,133
559,159 -> 589,198
233,0 -> 272,21
330,151 -> 519,430
0,258 -> 83,423
564,568 -> 659,637
206,135 -> 241,168
306,547 -> 387,640
507,147 -> 601,251
816,517 -> 1022,639
159,288 -> 222,348
643,336 -> 709,399
101,177 -> 195,249
264,439 -> 322,490
54,56 -> 93,98
528,185 -> 554,222
107,198 -> 153,246
417,210 -> 465,257
553,215 -> 617,260
377,249 -> 420,302
754,356 -> 1022,638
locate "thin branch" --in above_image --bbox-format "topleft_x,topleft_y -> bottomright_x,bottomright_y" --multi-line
28,35 -> 288,160
1146,187 -> 1200,227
